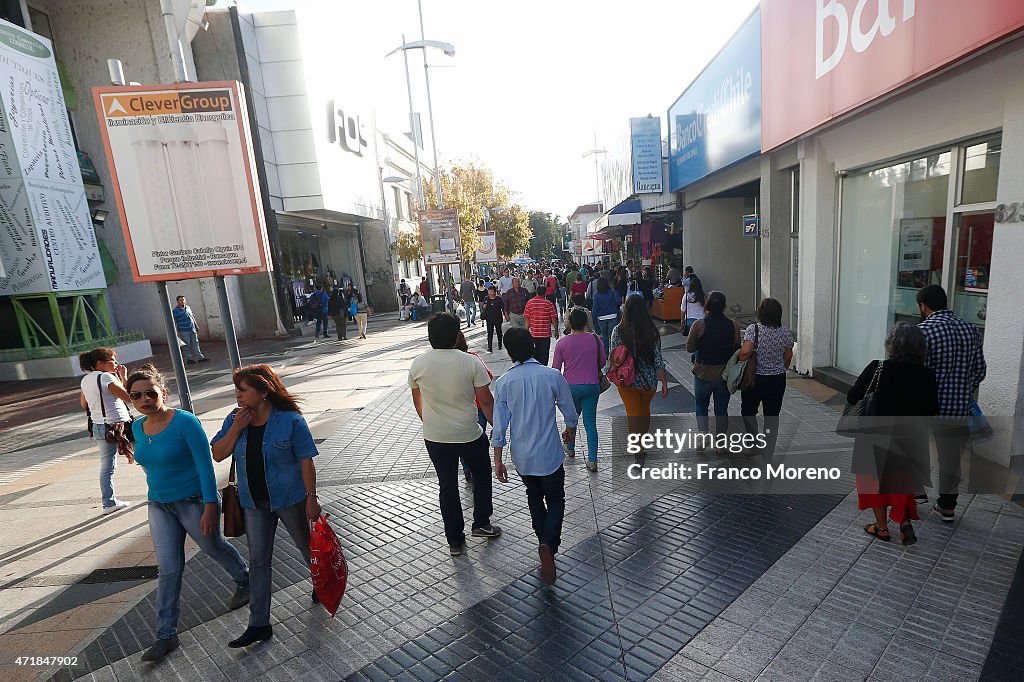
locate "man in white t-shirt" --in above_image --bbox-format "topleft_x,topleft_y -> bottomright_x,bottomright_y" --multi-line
408,313 -> 502,555
497,267 -> 515,295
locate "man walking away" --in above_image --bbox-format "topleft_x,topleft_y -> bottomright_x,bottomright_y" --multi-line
399,279 -> 411,306
172,296 -> 209,364
460,277 -> 477,327
482,285 -> 506,353
502,278 -> 529,329
409,313 -> 502,555
524,286 -> 560,365
309,285 -> 330,339
492,327 -> 578,584
917,284 -> 986,521
328,287 -> 347,340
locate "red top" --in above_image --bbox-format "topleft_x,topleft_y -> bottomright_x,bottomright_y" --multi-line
545,275 -> 558,295
570,280 -> 587,296
524,296 -> 558,338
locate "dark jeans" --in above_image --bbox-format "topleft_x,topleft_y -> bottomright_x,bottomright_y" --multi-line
935,424 -> 969,510
521,466 -> 565,554
533,336 -> 551,365
741,372 -> 787,456
694,376 -> 731,434
244,500 -> 311,627
330,315 -> 346,340
315,312 -> 329,337
425,435 -> 493,547
487,319 -> 503,350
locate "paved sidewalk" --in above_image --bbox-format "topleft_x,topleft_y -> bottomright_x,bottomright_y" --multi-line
0,318 -> 1021,681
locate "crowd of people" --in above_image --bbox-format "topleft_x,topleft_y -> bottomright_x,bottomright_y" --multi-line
77,254 -> 986,662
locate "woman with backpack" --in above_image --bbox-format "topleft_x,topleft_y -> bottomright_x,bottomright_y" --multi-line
351,287 -> 373,339
608,296 -> 669,450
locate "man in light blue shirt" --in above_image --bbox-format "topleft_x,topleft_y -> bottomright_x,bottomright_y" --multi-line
491,327 -> 578,585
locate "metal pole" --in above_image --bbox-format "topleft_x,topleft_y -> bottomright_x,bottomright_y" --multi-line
158,282 -> 194,413
401,35 -> 425,207
214,275 -> 242,369
160,0 -> 189,83
417,0 -> 444,210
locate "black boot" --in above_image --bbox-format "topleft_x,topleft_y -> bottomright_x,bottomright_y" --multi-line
228,625 -> 273,648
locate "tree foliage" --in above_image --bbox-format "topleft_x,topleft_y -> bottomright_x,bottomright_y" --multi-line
393,229 -> 423,263
423,162 -> 531,262
528,211 -> 563,260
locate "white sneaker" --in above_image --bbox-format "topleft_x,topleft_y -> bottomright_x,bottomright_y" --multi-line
102,500 -> 129,514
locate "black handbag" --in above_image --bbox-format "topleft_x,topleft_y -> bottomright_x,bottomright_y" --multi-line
836,360 -> 884,438
222,458 -> 246,537
595,333 -> 611,393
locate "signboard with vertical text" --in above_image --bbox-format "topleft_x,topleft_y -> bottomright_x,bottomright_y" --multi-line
0,19 -> 106,295
630,117 -> 663,194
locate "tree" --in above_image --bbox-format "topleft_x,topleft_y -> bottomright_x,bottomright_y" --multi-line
528,211 -> 562,260
393,229 -> 423,263
423,162 -> 531,262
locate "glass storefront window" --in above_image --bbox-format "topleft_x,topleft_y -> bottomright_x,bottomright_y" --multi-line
961,140 -> 1000,205
835,152 -> 949,375
952,211 -> 993,330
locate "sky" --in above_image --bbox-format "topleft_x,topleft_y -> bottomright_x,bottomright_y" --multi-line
214,0 -> 759,219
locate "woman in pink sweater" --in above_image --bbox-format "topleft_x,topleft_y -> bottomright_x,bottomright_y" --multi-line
552,308 -> 606,471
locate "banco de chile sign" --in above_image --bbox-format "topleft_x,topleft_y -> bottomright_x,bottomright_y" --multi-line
668,8 -> 761,193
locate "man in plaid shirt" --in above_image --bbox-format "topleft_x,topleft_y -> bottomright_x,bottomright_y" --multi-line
917,285 -> 986,520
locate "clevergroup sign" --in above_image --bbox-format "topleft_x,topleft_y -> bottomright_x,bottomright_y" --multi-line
761,0 -> 1024,150
668,8 -> 761,193
93,81 -> 271,282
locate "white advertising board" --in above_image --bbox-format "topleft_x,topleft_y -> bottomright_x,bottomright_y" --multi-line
93,81 -> 270,281
418,209 -> 462,266
0,19 -> 106,295
630,116 -> 663,195
475,231 -> 498,263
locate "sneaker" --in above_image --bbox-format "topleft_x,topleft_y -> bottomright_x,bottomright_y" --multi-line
932,504 -> 955,522
102,500 -> 129,514
471,524 -> 502,538
915,494 -> 929,503
538,544 -> 556,585
585,461 -> 598,472
198,357 -> 210,363
141,635 -> 179,662
449,543 -> 466,556
228,625 -> 273,648
228,584 -> 251,610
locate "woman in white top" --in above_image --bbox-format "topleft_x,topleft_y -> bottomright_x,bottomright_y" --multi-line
681,276 -> 706,335
78,347 -> 133,514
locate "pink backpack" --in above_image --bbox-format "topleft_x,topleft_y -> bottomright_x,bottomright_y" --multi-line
608,344 -> 635,386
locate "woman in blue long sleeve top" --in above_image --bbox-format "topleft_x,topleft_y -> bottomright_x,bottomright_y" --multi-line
127,364 -> 250,663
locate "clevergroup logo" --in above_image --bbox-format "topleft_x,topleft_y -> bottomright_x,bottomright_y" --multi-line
102,90 -> 234,117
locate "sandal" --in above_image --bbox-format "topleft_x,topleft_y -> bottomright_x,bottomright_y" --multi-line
864,524 -> 891,542
900,524 -> 917,546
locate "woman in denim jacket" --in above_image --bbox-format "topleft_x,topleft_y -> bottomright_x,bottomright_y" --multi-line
212,364 -> 319,648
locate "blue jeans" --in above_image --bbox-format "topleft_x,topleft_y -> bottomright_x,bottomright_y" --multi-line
93,424 -> 118,507
465,301 -> 477,325
568,384 -> 601,462
596,317 -> 617,357
693,376 -> 731,434
179,330 -> 205,361
244,500 -> 311,627
315,311 -> 329,337
148,498 -> 249,640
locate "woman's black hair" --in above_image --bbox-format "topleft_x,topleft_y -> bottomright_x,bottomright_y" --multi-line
704,291 -> 726,317
596,277 -> 610,294
689,277 -> 706,306
619,296 -> 659,366
756,298 -> 783,327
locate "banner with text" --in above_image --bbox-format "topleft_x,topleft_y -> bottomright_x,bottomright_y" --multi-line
630,117 -> 663,194
0,19 -> 106,295
92,81 -> 270,281
419,208 -> 462,266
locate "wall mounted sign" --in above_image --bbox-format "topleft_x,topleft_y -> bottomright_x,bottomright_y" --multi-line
630,117 -> 663,194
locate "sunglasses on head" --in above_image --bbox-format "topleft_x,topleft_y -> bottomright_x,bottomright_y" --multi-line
129,389 -> 160,401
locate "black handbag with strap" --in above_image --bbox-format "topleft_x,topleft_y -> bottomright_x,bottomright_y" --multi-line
836,360 -> 884,438
595,333 -> 611,393
222,457 -> 246,537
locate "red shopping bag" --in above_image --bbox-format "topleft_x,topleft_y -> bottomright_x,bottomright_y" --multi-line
309,514 -> 348,616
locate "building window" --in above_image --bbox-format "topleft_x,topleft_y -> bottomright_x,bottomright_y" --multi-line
835,151 -> 950,374
392,186 -> 404,221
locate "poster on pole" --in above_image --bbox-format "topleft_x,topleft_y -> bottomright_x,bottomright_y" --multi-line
630,116 -> 663,194
0,19 -> 106,295
474,231 -> 497,263
418,208 -> 461,266
92,81 -> 271,281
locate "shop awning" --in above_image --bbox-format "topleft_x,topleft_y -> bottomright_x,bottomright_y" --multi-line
591,199 -> 642,233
